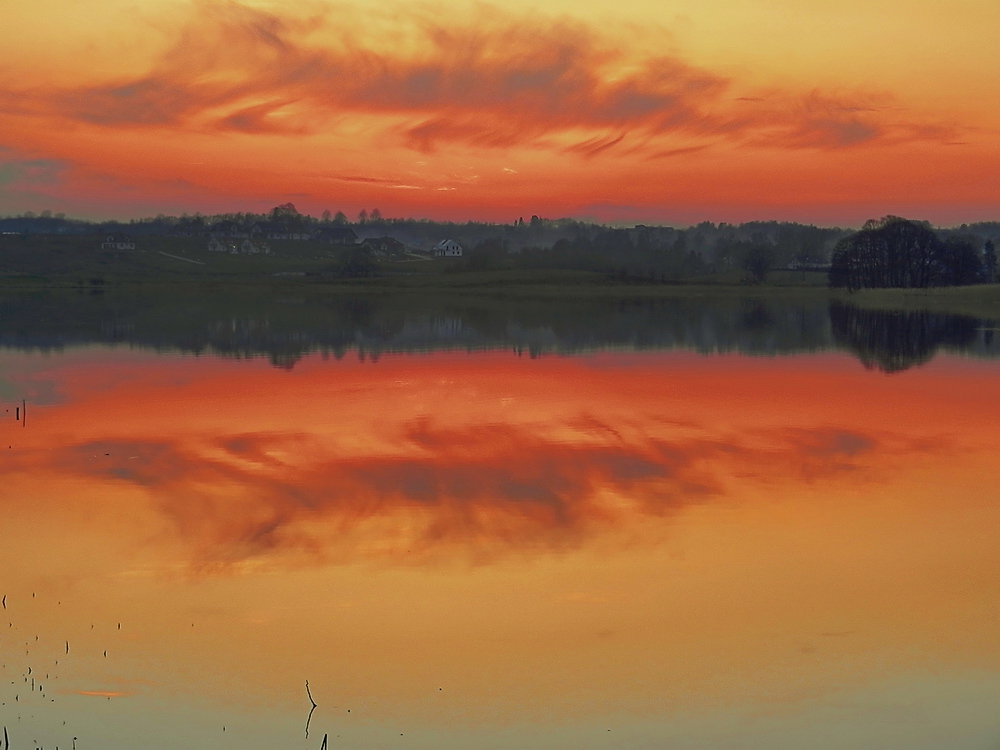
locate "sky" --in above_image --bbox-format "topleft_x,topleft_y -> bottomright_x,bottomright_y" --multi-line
1,0 -> 998,226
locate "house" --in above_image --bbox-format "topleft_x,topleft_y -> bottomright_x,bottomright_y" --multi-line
208,238 -> 270,255
433,239 -> 463,257
242,239 -> 270,255
208,220 -> 249,238
251,222 -> 311,241
208,237 -> 233,253
101,234 -> 135,250
360,236 -> 406,256
313,226 -> 358,245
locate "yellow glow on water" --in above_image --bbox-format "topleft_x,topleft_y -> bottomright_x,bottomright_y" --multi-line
1,348 -> 999,749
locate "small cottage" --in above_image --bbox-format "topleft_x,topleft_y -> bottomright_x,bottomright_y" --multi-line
433,239 -> 463,257
101,234 -> 135,250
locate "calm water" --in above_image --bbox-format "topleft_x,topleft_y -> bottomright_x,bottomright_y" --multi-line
1,291 -> 999,750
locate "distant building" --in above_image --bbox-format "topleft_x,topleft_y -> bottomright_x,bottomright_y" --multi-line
208,220 -> 249,238
433,239 -> 463,257
786,259 -> 830,271
251,222 -> 310,241
313,226 -> 358,245
101,234 -> 135,250
360,236 -> 406,256
208,237 -> 270,255
169,220 -> 206,237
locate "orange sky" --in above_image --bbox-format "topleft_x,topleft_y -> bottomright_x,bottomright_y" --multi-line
1,0 -> 998,225
2,348 -> 1000,748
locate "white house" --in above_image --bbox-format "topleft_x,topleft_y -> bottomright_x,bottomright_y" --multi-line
433,239 -> 463,257
208,238 -> 270,255
101,234 -> 135,250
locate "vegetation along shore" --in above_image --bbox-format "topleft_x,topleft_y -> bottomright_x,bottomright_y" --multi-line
2,207 -> 998,317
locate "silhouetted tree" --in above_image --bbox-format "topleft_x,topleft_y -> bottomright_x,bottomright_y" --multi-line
829,216 -> 982,290
936,236 -> 982,286
271,203 -> 299,220
466,240 -> 507,271
338,246 -> 378,278
984,239 -> 997,283
740,243 -> 775,284
270,202 -> 306,231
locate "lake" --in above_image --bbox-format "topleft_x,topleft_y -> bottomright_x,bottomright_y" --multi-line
1,289 -> 999,749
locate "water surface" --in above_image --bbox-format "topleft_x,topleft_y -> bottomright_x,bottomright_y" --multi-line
1,291 -> 998,749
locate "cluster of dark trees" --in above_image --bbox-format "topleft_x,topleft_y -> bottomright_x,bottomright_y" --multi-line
829,216 -> 997,290
457,231 -> 711,281
453,222 -> 847,282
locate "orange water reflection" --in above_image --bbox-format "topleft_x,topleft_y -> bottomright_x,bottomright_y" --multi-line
0,348 -> 999,748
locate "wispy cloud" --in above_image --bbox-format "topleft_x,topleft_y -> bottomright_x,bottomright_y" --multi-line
0,419 -> 891,570
0,1 -> 959,156
0,146 -> 68,191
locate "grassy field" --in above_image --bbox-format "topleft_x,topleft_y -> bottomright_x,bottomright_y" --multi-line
2,234 -> 998,318
830,285 -> 1000,319
0,233 -> 349,283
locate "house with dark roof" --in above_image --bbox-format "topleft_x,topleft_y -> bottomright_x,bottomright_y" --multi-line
313,226 -> 358,245
360,236 -> 405,256
251,222 -> 311,241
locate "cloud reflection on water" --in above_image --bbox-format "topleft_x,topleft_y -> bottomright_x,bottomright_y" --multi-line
1,414 -> 887,569
1,347 -> 999,750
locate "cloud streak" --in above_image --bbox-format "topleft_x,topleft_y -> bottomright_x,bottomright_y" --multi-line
0,1 -> 958,156
0,419 -> 889,570
0,145 -> 69,203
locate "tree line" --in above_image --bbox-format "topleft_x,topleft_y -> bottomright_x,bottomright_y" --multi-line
829,216 -> 997,290
4,205 -> 999,286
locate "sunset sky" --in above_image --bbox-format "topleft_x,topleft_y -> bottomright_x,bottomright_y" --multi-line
2,0 -> 998,225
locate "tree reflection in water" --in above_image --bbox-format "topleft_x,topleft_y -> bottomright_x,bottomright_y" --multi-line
0,288 -> 997,371
829,302 -> 983,373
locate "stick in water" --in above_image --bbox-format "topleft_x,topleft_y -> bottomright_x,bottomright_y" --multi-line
305,680 -> 318,739
306,680 -> 318,708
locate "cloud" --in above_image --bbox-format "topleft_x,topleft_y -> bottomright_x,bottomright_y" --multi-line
0,142 -> 234,218
0,145 -> 72,213
0,146 -> 69,193
0,419 -> 891,571
734,91 -> 960,150
0,2 -> 959,156
564,133 -> 628,158
325,174 -> 405,185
